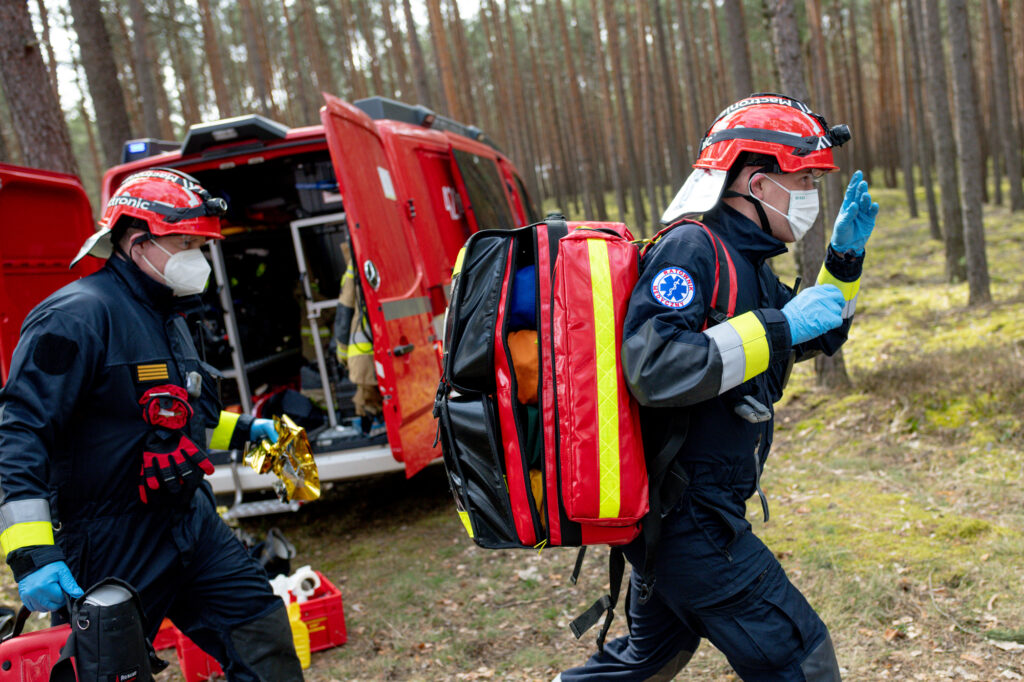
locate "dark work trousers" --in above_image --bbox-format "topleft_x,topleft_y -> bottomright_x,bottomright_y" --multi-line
59,490 -> 300,681
560,492 -> 838,681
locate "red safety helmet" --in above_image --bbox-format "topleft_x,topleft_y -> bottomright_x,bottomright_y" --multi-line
662,93 -> 850,223
72,168 -> 226,266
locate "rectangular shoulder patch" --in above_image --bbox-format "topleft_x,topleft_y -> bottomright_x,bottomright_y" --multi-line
136,363 -> 169,382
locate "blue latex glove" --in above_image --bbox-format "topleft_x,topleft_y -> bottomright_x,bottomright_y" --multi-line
18,561 -> 83,612
781,285 -> 846,345
830,170 -> 879,255
250,418 -> 279,444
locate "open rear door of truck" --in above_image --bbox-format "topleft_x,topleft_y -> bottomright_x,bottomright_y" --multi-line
320,95 -> 440,477
0,164 -> 98,382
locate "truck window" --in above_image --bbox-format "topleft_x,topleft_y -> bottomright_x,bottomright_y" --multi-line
513,174 -> 540,223
452,149 -> 515,231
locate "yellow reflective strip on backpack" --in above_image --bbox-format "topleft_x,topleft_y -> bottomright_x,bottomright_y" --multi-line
458,510 -> 474,538
0,521 -> 54,555
210,410 -> 241,450
587,239 -> 621,519
452,247 -> 466,277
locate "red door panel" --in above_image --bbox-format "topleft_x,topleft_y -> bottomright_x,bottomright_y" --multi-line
0,164 -> 99,382
320,95 -> 440,476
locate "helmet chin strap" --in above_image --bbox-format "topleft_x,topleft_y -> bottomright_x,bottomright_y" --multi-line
722,189 -> 774,236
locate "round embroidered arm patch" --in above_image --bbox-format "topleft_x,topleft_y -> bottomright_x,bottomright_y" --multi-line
651,268 -> 696,308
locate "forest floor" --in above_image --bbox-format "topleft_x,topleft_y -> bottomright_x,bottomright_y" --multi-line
3,185 -> 1024,681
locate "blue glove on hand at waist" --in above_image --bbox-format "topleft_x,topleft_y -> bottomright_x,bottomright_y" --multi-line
830,170 -> 879,255
781,285 -> 846,345
18,561 -> 83,612
250,418 -> 279,444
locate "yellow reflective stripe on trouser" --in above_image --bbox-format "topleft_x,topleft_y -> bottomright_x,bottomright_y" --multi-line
816,264 -> 860,318
703,311 -> 770,393
1,521 -> 55,555
587,239 -> 620,519
211,410 -> 241,450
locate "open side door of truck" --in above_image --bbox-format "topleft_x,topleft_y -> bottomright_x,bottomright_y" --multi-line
320,95 -> 440,477
0,164 -> 98,382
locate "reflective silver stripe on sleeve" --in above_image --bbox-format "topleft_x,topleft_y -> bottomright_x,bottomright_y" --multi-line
843,295 -> 857,319
703,322 -> 746,394
0,499 -> 52,534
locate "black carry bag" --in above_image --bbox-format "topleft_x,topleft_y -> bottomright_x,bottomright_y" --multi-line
49,578 -> 166,682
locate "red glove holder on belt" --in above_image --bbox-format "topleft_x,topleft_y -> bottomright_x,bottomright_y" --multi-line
138,431 -> 215,503
137,384 -> 213,504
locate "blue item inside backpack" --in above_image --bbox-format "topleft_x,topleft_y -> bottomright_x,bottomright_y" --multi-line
508,265 -> 537,330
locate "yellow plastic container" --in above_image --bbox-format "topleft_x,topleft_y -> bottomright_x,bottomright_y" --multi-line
287,601 -> 311,669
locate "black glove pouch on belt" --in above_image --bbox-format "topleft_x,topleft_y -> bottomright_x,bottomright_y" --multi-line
50,577 -> 167,682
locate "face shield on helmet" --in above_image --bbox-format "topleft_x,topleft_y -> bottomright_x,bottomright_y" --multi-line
661,93 -> 850,224
71,168 -> 227,267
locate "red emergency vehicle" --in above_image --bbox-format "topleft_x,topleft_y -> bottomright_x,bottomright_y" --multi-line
0,95 -> 539,516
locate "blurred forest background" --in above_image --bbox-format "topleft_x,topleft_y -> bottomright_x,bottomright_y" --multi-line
0,0 -> 1022,385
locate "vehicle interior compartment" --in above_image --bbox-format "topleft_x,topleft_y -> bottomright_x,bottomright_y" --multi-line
184,150 -> 386,458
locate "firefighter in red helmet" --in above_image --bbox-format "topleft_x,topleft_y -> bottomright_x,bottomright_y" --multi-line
1,169 -> 302,680
557,95 -> 877,681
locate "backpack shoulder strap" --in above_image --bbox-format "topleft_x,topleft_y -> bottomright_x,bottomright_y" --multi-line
638,219 -> 737,326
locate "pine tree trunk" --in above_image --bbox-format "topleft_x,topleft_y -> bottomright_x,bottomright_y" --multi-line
505,2 -> 542,205
280,0 -> 317,124
894,0 -> 918,217
723,0 -> 754,99
239,0 -> 272,116
805,0 -> 843,234
332,0 -> 365,100
381,0 -> 412,100
946,0 -> 991,304
448,0 -> 479,123
402,0 -> 432,108
636,1 -> 660,234
0,0 -> 78,173
68,0 -> 134,166
845,0 -> 871,184
354,0 -> 385,95
298,0 -> 336,96
920,0 -> 967,282
125,0 -> 163,137
424,0 -> 460,119
986,0 -> 1023,210
904,0 -> 942,239
768,0 -> 849,389
651,0 -> 683,189
604,0 -> 646,226
163,0 -> 201,126
33,0 -> 60,101
196,0 -> 232,117
589,0 -> 626,222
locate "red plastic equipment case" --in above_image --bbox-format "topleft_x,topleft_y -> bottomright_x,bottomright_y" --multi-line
169,570 -> 346,681
300,571 -> 347,651
0,621 -> 70,682
173,629 -> 223,682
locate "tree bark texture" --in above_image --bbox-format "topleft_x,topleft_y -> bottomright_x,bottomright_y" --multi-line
919,0 -> 966,282
0,0 -> 78,174
945,0 -> 991,304
68,0 -> 134,167
723,0 -> 754,99
985,0 -> 1023,210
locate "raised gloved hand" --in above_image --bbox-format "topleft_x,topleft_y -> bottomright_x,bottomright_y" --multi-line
830,170 -> 879,255
781,285 -> 846,345
139,432 -> 215,503
250,418 -> 279,444
18,561 -> 83,612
